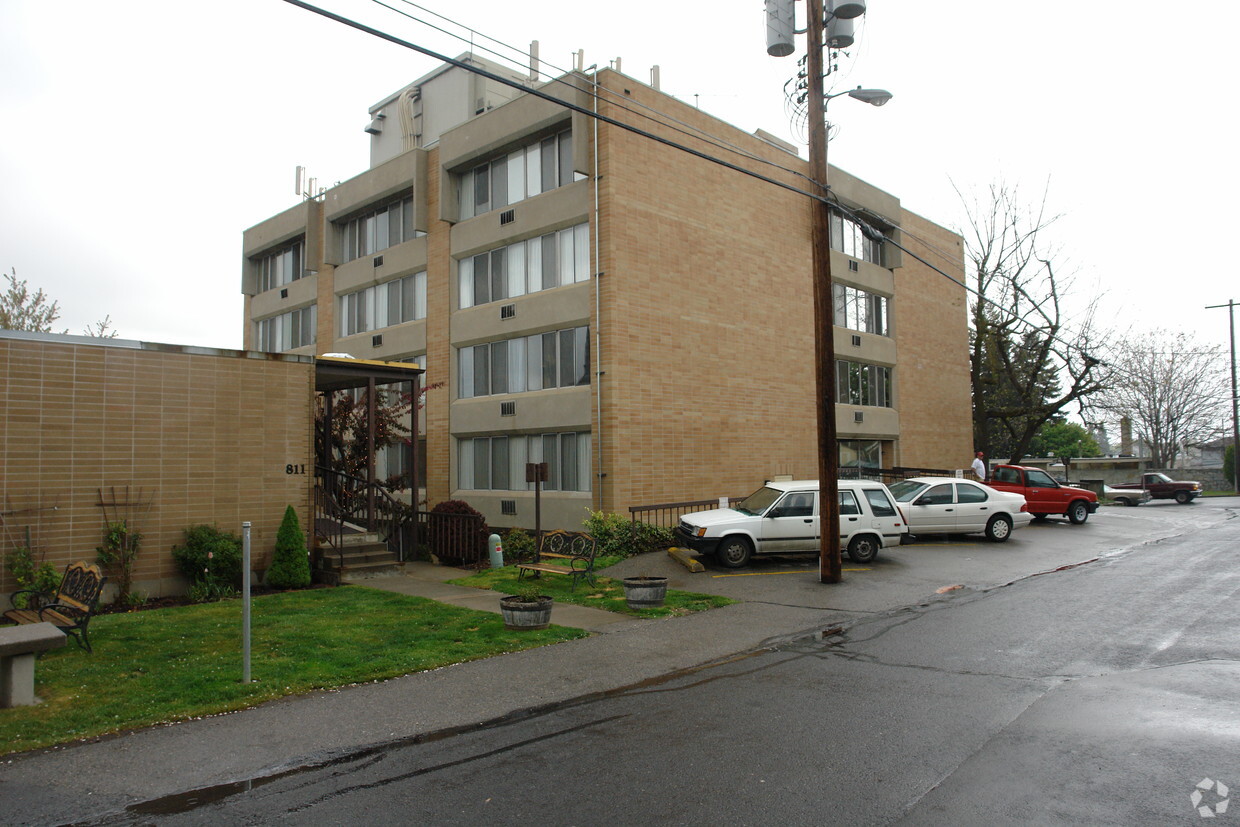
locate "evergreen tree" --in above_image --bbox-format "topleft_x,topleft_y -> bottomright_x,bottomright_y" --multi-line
266,505 -> 311,589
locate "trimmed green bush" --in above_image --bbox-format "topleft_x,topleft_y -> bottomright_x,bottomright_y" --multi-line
582,510 -> 675,559
266,506 -> 311,590
172,525 -> 243,590
501,527 -> 536,562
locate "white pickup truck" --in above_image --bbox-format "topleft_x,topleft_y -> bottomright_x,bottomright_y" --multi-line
673,479 -> 908,567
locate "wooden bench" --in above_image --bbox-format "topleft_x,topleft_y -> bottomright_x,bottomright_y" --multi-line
517,530 -> 599,591
0,623 -> 66,707
4,562 -> 107,653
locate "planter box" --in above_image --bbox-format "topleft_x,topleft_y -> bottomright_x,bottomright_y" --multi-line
499,595 -> 553,630
622,575 -> 668,609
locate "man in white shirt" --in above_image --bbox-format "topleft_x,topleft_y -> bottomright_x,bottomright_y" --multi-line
971,451 -> 987,481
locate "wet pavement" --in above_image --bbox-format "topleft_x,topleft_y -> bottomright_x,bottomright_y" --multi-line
1,498 -> 1235,825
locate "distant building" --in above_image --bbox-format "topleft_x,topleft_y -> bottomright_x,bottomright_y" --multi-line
241,54 -> 973,529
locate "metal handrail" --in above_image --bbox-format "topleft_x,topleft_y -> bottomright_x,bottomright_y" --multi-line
314,466 -> 413,565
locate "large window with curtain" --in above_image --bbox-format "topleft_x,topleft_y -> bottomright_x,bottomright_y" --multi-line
458,431 -> 591,492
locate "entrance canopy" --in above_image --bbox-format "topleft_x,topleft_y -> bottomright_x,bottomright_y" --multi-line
314,355 -> 423,393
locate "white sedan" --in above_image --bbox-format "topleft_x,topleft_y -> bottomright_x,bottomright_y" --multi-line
887,477 -> 1033,542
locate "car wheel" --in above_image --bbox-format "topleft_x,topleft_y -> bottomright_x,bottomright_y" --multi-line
1174,490 -> 1192,504
847,534 -> 879,564
985,515 -> 1013,542
716,537 -> 752,568
1120,497 -> 1137,507
1067,500 -> 1089,524
1031,513 -> 1049,522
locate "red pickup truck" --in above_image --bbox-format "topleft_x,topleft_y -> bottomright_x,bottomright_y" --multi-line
987,464 -> 1100,524
1110,472 -> 1203,504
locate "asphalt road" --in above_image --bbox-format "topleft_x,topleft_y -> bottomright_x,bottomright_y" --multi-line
91,497 -> 1239,826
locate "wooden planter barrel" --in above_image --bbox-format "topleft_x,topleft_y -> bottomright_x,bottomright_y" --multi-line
622,575 -> 668,609
499,595 -> 554,630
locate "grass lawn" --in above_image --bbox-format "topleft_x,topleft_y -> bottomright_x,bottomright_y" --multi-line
447,563 -> 735,617
0,586 -> 586,756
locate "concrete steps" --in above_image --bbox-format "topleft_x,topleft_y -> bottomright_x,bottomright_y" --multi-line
316,532 -> 402,582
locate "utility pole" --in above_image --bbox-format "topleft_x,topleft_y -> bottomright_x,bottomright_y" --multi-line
767,0 -> 883,582
806,0 -> 841,583
1206,299 -> 1240,492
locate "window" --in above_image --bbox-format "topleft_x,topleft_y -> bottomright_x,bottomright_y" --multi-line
458,431 -> 591,492
341,196 -> 422,262
256,239 -> 303,293
839,440 -> 882,470
459,325 -> 589,398
835,360 -> 893,407
458,129 -> 579,219
256,305 -> 316,351
777,492 -> 815,517
833,284 -> 889,336
338,272 -> 427,337
863,488 -> 898,517
458,223 -> 590,309
919,484 -> 955,506
1026,469 -> 1058,487
956,483 -> 989,503
839,490 -> 861,516
829,208 -> 883,265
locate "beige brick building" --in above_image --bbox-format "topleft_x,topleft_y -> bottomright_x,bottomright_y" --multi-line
0,332 -> 316,597
242,55 -> 972,531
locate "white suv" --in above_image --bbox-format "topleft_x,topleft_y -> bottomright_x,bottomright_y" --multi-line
673,479 -> 908,568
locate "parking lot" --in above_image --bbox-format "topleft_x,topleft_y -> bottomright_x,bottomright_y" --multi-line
604,497 -> 1239,616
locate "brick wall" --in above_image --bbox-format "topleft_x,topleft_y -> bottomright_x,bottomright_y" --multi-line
0,336 -> 315,600
593,72 -> 971,513
892,210 -> 973,472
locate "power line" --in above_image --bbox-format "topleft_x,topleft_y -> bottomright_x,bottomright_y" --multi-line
284,0 -> 829,206
283,0 -> 1099,362
370,0 -> 820,188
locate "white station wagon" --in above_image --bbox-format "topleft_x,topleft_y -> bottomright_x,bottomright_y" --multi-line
673,479 -> 908,568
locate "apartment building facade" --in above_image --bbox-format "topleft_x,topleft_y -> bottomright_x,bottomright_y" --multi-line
242,54 -> 973,531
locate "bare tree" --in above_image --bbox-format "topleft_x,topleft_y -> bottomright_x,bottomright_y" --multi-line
83,315 -> 119,339
1,267 -> 119,337
962,183 -> 1110,464
1091,331 -> 1228,467
0,267 -> 61,332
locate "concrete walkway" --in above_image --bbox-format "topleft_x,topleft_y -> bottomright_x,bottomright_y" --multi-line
359,562 -> 639,632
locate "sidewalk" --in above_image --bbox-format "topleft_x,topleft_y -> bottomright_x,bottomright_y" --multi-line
361,561 -> 639,632
1,559 -> 848,825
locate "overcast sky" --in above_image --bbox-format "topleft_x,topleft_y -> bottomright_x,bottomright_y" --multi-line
2,0 -> 1237,354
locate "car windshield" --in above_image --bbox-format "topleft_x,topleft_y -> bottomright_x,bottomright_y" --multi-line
734,486 -> 785,516
887,480 -> 929,503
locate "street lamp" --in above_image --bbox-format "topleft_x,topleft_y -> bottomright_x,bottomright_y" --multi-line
768,0 -> 890,583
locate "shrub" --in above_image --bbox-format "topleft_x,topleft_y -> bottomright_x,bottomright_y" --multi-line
5,547 -> 58,609
582,510 -> 637,558
581,510 -> 676,559
501,527 -> 537,562
96,520 -> 142,606
172,525 -> 244,591
634,521 -> 675,554
428,500 -> 490,565
266,506 -> 311,590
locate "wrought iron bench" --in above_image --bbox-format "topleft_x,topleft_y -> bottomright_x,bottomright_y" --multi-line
517,530 -> 599,591
3,561 -> 107,653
